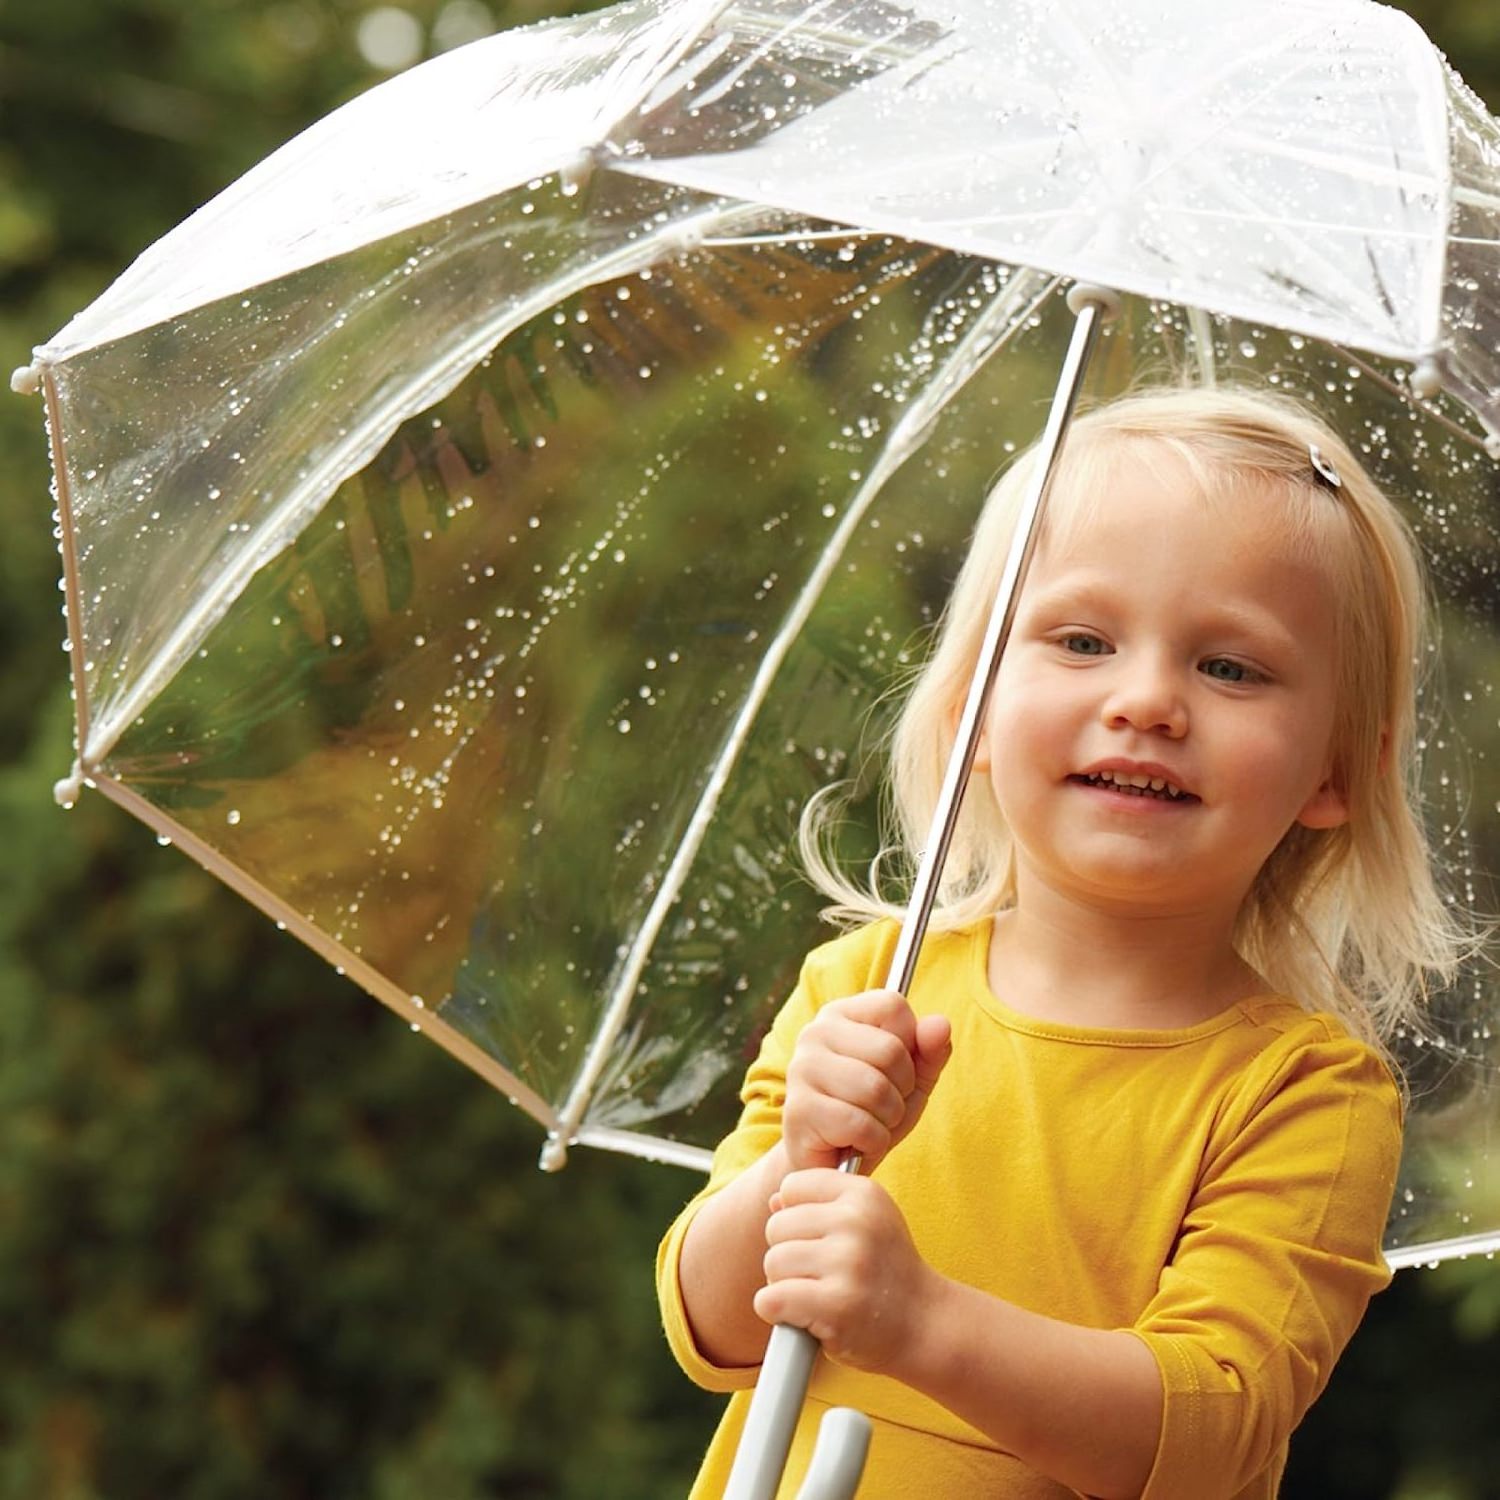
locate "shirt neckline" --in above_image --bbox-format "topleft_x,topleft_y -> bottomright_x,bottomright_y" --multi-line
963,917 -> 1285,1047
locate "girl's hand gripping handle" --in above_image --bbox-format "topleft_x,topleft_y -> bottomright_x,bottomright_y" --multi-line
722,998 -> 950,1499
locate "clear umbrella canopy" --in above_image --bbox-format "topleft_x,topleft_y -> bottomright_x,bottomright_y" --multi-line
21,0 -> 1500,1266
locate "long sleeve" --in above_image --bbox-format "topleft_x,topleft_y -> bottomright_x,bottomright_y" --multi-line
655,926 -> 891,1391
1129,1028 -> 1402,1498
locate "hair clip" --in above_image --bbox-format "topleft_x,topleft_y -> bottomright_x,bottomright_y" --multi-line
1308,444 -> 1342,490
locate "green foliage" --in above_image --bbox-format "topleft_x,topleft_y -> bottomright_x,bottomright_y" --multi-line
0,687 -> 716,1498
0,0 -> 1497,1495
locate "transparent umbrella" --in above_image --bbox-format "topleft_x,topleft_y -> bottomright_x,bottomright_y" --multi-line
15,0 -> 1500,1295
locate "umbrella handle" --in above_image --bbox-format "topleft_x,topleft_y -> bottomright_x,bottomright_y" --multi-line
721,1322 -> 870,1500
793,1407 -> 872,1500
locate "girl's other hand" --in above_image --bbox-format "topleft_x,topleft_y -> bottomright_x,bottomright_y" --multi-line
755,1169 -> 939,1374
782,990 -> 952,1174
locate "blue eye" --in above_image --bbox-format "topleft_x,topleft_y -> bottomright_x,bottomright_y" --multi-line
1201,657 -> 1256,683
1062,633 -> 1109,656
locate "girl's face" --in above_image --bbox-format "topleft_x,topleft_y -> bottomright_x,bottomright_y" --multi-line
980,449 -> 1349,923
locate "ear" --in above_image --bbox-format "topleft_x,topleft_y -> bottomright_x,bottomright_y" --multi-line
1295,774 -> 1349,831
949,697 -> 991,776
971,728 -> 991,777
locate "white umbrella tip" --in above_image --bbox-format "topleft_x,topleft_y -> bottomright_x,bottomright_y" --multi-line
538,1134 -> 570,1172
53,764 -> 85,809
10,362 -> 40,396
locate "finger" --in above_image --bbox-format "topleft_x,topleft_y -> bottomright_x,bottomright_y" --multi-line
755,1276 -> 860,1352
816,1102 -> 892,1163
827,990 -> 918,1055
798,1049 -> 908,1131
788,1086 -> 895,1162
801,1008 -> 918,1098
764,1199 -> 840,1250
763,1230 -> 832,1284
912,1013 -> 953,1099
754,1277 -> 821,1330
776,1167 -> 857,1208
825,1015 -> 918,1099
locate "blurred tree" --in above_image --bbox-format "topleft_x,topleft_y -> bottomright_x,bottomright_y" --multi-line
0,0 -> 1496,1497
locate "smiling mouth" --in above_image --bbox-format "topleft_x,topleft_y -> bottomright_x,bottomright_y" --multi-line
1071,769 -> 1197,803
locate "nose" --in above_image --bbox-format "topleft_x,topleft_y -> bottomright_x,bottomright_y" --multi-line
1101,650 -> 1188,738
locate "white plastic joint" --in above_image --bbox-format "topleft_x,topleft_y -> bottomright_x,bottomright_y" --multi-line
559,149 -> 598,199
662,218 -> 706,258
1410,357 -> 1443,400
1066,283 -> 1123,324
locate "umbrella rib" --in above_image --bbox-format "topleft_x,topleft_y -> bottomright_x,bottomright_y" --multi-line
90,772 -> 562,1131
718,0 -> 965,106
1042,0 -> 1132,129
606,0 -> 741,126
1114,25 -> 1449,353
77,194 -> 773,773
1110,199 -> 1443,244
543,265 -> 1063,1163
1212,125 -> 1446,200
1172,150 -> 1408,341
43,371 -> 93,766
1326,344 -> 1489,452
1122,26 -> 1417,215
571,1124 -> 713,1172
697,226 -> 887,248
684,0 -> 844,113
1385,1226 -> 1500,1270
1454,184 -> 1500,216
1403,36 -> 1457,354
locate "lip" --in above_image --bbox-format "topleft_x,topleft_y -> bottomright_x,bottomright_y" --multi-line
1069,759 -> 1199,803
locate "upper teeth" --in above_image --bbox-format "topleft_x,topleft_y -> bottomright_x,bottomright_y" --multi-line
1087,769 -> 1186,799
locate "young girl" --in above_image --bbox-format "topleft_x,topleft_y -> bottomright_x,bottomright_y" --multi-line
656,387 -> 1468,1499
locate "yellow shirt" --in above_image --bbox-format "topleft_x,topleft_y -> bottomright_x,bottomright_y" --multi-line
657,919 -> 1401,1499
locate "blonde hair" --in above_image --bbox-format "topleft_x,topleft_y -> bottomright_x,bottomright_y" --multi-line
801,386 -> 1473,1051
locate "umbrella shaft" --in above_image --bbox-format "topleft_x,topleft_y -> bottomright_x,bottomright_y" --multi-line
724,284 -> 1118,1500
883,285 -> 1116,999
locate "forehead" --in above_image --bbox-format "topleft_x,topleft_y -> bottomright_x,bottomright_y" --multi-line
1027,441 -> 1343,645
1036,435 -> 1341,573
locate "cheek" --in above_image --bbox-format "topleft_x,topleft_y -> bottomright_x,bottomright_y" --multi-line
986,703 -> 1062,793
1227,713 -> 1331,805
